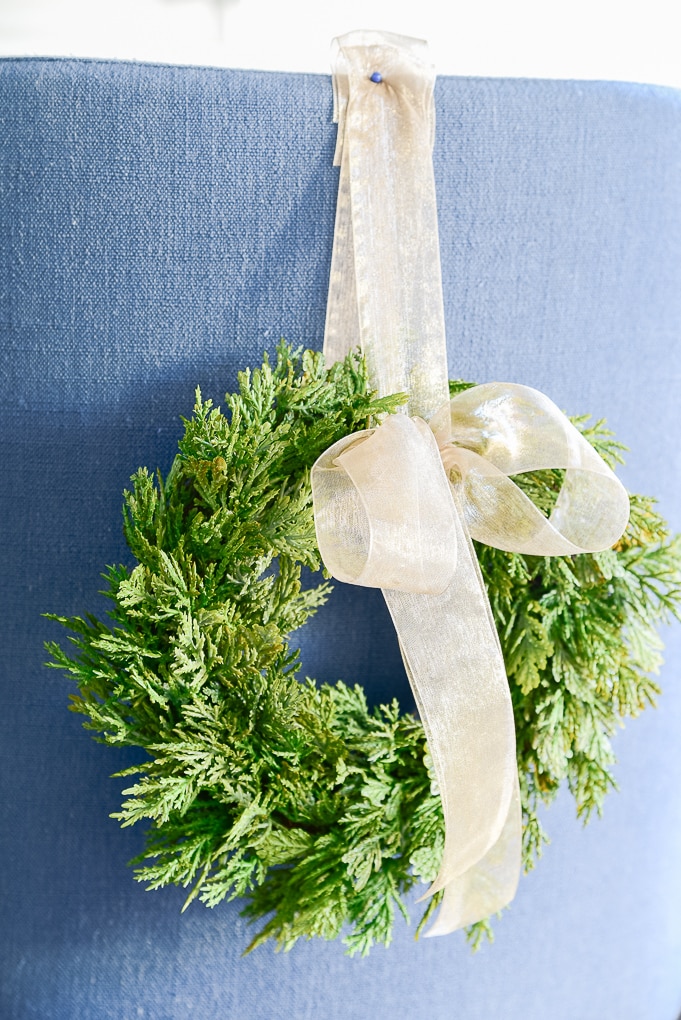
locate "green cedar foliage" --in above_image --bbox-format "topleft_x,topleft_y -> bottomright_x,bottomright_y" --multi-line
46,344 -> 681,956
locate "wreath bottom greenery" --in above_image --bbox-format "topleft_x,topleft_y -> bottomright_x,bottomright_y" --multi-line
47,344 -> 681,955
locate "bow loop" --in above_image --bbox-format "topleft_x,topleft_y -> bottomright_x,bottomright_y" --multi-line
434,384 -> 630,555
312,414 -> 457,595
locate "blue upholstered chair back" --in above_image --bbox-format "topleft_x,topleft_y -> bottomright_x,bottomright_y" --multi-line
2,58 -> 681,1019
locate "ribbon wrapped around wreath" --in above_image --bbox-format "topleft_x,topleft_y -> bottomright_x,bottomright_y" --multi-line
312,31 -> 630,935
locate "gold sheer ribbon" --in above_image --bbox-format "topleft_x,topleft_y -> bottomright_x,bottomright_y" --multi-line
312,30 -> 630,935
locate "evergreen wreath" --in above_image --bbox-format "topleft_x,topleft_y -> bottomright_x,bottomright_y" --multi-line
46,343 -> 681,955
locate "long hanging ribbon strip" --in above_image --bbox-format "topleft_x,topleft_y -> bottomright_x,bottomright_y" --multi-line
313,30 -> 630,936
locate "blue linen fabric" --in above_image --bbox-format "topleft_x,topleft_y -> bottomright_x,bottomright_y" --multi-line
1,57 -> 681,1020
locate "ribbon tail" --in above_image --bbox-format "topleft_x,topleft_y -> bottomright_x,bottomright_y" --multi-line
383,504 -> 520,933
422,776 -> 522,936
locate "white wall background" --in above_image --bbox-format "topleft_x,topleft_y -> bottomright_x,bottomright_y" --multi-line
0,0 -> 679,87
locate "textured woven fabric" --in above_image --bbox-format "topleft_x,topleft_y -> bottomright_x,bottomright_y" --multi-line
1,57 -> 681,1020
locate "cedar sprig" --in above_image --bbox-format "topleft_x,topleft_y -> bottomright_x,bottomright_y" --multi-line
46,343 -> 681,955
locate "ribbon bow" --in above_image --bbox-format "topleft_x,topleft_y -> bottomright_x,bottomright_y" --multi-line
315,30 -> 629,935
312,384 -> 629,934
